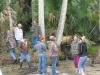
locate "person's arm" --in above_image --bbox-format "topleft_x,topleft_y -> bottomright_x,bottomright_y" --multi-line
52,43 -> 58,51
18,42 -> 24,53
30,26 -> 34,32
78,44 -> 83,55
71,42 -> 74,52
6,36 -> 9,43
42,43 -> 47,51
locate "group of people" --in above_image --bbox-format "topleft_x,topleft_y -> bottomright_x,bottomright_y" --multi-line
71,36 -> 87,75
6,21 -> 59,75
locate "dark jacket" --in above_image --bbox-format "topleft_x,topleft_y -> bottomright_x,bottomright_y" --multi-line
78,42 -> 87,57
18,39 -> 28,53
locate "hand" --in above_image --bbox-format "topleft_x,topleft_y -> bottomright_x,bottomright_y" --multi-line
31,30 -> 34,32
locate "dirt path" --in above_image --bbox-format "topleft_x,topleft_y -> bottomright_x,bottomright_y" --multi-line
57,60 -> 100,75
1,60 -> 100,75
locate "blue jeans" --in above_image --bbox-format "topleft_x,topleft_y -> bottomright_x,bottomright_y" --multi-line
38,53 -> 47,74
20,52 -> 31,63
16,40 -> 21,56
10,48 -> 16,60
51,57 -> 57,75
78,56 -> 87,72
32,37 -> 38,50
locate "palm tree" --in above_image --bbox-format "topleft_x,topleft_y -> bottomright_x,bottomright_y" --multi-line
56,0 -> 68,46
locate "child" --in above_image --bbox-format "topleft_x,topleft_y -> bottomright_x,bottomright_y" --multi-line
6,30 -> 17,63
34,37 -> 47,74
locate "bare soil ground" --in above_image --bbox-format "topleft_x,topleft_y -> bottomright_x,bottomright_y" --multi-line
1,60 -> 100,75
0,51 -> 100,75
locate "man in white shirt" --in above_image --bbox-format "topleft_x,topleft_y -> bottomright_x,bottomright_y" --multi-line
13,23 -> 23,56
0,69 -> 3,75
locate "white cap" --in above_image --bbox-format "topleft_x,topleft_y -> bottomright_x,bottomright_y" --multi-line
49,36 -> 56,40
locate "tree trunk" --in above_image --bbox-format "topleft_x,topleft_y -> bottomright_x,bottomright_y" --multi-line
8,0 -> 13,32
99,13 -> 100,31
38,0 -> 45,39
99,0 -> 100,31
56,0 -> 68,46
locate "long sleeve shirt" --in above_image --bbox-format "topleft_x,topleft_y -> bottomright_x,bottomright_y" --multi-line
34,41 -> 46,54
30,25 -> 42,37
48,41 -> 58,57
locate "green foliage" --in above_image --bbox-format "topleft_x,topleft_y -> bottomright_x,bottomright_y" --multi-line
87,45 -> 99,55
0,0 -> 7,12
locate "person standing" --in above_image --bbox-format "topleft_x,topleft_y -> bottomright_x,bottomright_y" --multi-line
34,37 -> 47,74
48,36 -> 58,75
6,30 -> 17,63
78,38 -> 87,75
18,36 -> 33,69
13,23 -> 23,56
30,21 -> 42,50
71,35 -> 80,73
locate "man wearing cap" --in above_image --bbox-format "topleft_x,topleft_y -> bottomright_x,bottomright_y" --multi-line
18,36 -> 33,69
13,23 -> 23,56
48,36 -> 58,75
30,21 -> 42,51
34,36 -> 47,74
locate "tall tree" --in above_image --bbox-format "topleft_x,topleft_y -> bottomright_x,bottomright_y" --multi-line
38,0 -> 45,39
99,0 -> 100,31
56,0 -> 68,46
8,0 -> 13,32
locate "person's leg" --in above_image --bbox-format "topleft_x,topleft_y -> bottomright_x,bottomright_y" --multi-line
51,57 -> 57,75
10,48 -> 16,60
32,37 -> 38,50
82,56 -> 87,72
42,54 -> 47,74
78,57 -> 83,74
34,37 -> 38,45
74,55 -> 77,68
74,55 -> 79,73
25,53 -> 33,68
20,53 -> 25,69
16,40 -> 21,56
76,55 -> 80,73
38,54 -> 42,74
78,56 -> 87,75
32,37 -> 35,50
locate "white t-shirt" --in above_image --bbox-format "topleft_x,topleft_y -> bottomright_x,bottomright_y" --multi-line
0,69 -> 3,75
14,27 -> 23,40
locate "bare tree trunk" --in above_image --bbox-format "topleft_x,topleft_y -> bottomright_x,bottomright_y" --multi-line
0,12 -> 7,52
99,0 -> 100,31
8,0 -> 13,32
38,0 -> 45,39
56,0 -> 68,46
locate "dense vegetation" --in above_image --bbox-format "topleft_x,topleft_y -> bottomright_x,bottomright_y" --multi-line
0,0 -> 99,51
